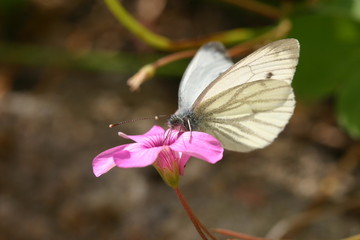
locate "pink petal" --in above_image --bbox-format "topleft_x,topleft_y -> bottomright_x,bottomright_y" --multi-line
114,143 -> 163,168
118,125 -> 164,143
156,146 -> 180,170
92,145 -> 128,177
170,131 -> 223,164
179,153 -> 191,175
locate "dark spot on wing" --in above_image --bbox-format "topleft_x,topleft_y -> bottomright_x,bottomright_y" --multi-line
266,72 -> 273,79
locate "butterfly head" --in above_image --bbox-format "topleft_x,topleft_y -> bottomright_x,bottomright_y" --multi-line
168,110 -> 199,132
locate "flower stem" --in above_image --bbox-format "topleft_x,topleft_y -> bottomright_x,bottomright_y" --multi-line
174,187 -> 217,240
213,228 -> 269,240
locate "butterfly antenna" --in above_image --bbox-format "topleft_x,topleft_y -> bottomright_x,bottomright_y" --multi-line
109,115 -> 169,128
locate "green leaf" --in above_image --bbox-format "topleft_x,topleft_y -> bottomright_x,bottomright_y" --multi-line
0,0 -> 26,11
290,13 -> 360,100
337,58 -> 360,138
318,0 -> 360,22
289,6 -> 360,138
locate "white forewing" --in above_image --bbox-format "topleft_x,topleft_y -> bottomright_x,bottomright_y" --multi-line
190,39 -> 300,152
195,80 -> 295,152
177,42 -> 233,112
195,39 -> 299,104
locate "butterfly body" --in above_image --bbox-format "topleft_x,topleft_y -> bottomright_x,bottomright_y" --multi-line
168,110 -> 200,131
168,39 -> 300,152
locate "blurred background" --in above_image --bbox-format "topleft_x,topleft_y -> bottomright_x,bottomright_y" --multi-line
0,0 -> 360,239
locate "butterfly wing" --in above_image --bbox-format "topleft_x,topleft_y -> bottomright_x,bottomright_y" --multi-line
193,39 -> 300,152
195,79 -> 294,152
177,42 -> 233,113
195,39 -> 300,103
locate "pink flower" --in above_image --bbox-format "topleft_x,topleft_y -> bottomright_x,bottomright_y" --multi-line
92,125 -> 223,187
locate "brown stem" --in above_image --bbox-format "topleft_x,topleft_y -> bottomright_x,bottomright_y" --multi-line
222,0 -> 281,20
153,50 -> 197,68
127,19 -> 292,91
213,228 -> 270,240
174,187 -> 217,240
227,19 -> 292,58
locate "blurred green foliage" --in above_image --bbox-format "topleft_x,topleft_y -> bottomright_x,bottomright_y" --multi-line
290,0 -> 360,138
1,0 -> 360,138
0,0 -> 26,11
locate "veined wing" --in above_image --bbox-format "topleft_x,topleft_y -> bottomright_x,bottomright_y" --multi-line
194,80 -> 295,152
177,42 -> 233,112
194,39 -> 300,104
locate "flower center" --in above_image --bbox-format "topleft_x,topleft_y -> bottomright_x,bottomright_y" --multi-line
156,146 -> 179,169
142,130 -> 181,148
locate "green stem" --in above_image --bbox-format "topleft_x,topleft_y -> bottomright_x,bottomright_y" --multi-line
104,0 -> 263,51
127,18 -> 292,90
104,0 -> 171,50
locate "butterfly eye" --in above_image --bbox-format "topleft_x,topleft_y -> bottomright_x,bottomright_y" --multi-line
168,115 -> 183,128
169,111 -> 199,132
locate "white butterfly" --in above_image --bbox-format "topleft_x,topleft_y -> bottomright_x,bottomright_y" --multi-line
168,39 -> 300,152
